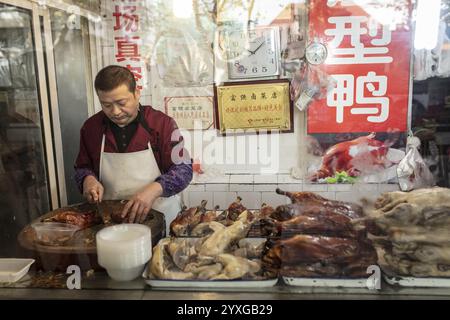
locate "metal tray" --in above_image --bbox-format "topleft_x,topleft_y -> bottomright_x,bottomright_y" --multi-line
384,274 -> 450,288
143,266 -> 278,288
282,276 -> 369,288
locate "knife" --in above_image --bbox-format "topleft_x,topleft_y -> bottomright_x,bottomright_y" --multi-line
96,201 -> 111,225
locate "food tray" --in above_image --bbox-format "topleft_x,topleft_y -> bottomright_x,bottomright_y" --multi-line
0,259 -> 35,283
143,266 -> 278,288
384,274 -> 450,288
282,276 -> 369,288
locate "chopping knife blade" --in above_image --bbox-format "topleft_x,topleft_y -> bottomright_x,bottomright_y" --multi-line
96,201 -> 111,224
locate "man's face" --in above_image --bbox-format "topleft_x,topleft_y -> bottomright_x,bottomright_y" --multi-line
97,84 -> 141,127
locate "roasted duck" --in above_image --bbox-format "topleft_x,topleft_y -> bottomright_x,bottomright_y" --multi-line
259,214 -> 359,239
262,235 -> 377,277
309,132 -> 391,181
170,200 -> 207,236
44,210 -> 101,229
274,188 -> 363,220
225,197 -> 248,221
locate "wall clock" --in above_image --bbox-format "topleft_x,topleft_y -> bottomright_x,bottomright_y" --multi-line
305,42 -> 327,65
225,26 -> 281,80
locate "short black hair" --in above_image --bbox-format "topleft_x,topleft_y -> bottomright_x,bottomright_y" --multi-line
94,65 -> 136,93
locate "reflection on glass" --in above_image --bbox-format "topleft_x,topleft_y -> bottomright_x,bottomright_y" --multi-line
0,3 -> 50,256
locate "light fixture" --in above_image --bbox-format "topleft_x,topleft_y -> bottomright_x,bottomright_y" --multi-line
172,0 -> 193,19
414,0 -> 441,50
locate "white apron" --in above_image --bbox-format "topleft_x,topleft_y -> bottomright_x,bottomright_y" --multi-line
99,135 -> 181,235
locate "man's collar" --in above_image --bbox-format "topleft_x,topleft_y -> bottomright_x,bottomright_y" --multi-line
103,105 -> 142,128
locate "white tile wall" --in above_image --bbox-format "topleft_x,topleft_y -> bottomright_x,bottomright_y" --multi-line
254,184 -> 278,192
230,184 -> 254,192
353,183 -> 379,192
261,192 -> 290,207
302,184 -> 328,192
204,175 -> 231,184
253,175 -> 278,184
335,191 -> 358,203
186,191 -> 213,209
278,174 -> 303,184
213,192 -> 239,210
235,192 -> 262,209
185,184 -> 205,192
181,174 -> 400,209
229,175 -> 254,184
205,184 -> 229,192
281,184 -> 304,192
378,184 -> 400,193
327,184 -> 354,192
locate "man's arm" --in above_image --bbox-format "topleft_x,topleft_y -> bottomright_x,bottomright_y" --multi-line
155,162 -> 193,197
74,125 -> 104,202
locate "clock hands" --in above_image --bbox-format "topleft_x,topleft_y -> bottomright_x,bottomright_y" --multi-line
247,40 -> 265,55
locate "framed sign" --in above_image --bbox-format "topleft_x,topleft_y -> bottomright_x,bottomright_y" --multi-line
214,79 -> 293,134
306,0 -> 412,134
165,96 -> 214,130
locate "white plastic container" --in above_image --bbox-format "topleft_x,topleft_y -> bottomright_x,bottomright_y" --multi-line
0,259 -> 35,283
96,224 -> 152,281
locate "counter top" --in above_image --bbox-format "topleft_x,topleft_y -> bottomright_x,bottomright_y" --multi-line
1,271 -> 450,300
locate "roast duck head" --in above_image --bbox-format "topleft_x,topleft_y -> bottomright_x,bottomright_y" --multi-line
170,200 -> 208,236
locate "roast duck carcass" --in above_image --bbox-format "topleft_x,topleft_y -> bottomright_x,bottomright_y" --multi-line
360,187 -> 450,277
44,210 -> 101,229
259,188 -> 378,278
169,200 -> 208,236
310,132 -> 392,181
262,235 -> 378,277
255,189 -> 371,238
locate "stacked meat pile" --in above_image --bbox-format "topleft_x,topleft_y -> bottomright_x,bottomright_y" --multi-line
260,189 -> 378,278
150,211 -> 274,280
362,187 -> 450,277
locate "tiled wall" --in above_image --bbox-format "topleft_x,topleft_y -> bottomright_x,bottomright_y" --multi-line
181,174 -> 400,209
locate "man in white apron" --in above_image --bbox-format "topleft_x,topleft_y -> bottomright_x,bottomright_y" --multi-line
74,66 -> 192,232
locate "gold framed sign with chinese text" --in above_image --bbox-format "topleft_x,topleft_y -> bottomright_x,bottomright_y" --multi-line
165,96 -> 215,130
214,79 -> 293,134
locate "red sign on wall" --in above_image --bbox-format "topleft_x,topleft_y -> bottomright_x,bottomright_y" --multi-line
109,0 -> 146,91
307,0 -> 412,134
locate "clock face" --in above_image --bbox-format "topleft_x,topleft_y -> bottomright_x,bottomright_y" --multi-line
305,42 -> 328,65
226,26 -> 280,79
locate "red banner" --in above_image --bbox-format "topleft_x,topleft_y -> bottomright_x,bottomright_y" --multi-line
109,0 -> 146,90
307,0 -> 412,133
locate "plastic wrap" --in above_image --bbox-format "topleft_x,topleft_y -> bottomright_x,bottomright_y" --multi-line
397,135 -> 435,191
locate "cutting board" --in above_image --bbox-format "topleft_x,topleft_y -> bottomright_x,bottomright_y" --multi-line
17,201 -> 165,271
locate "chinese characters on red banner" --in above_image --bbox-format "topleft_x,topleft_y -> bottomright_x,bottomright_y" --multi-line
307,0 -> 411,133
110,0 -> 145,90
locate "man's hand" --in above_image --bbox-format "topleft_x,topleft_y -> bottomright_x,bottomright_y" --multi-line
121,182 -> 163,223
83,175 -> 104,203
